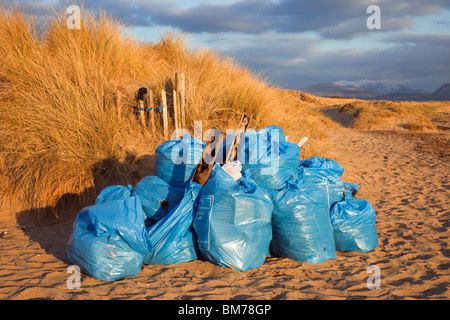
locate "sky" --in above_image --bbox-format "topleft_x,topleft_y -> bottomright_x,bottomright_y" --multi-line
7,0 -> 450,91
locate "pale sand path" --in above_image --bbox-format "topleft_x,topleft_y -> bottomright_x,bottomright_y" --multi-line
0,127 -> 449,300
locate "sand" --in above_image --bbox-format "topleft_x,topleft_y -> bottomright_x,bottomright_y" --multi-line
0,126 -> 449,300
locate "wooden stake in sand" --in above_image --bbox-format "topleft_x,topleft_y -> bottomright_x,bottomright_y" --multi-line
137,87 -> 148,129
175,73 -> 186,129
173,89 -> 179,132
161,89 -> 169,138
147,89 -> 155,132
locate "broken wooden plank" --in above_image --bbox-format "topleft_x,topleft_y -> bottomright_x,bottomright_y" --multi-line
191,128 -> 224,186
147,89 -> 156,132
225,113 -> 250,164
176,73 -> 186,129
161,89 -> 169,138
173,89 -> 179,132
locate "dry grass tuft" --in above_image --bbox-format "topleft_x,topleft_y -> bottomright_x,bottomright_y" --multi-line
351,101 -> 439,131
314,99 -> 442,132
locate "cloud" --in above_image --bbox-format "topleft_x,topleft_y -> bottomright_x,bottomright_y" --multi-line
7,0 -> 450,39
3,0 -> 58,17
217,30 -> 450,91
318,18 -> 370,40
151,0 -> 276,33
110,0 -> 450,39
384,33 -> 450,45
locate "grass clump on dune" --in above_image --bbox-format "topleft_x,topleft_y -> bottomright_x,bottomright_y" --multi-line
322,99 -> 440,131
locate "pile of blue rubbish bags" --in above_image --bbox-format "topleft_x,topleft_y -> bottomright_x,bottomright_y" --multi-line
67,126 -> 378,281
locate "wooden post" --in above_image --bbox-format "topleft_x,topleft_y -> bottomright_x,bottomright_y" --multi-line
180,73 -> 186,130
161,89 -> 169,138
137,87 -> 147,129
194,120 -> 203,140
139,100 -> 146,129
173,89 -> 179,133
175,73 -> 180,128
147,90 -> 155,132
175,73 -> 186,129
115,91 -> 122,119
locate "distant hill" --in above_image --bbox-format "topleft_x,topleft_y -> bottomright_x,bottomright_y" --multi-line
301,82 -> 450,101
375,84 -> 450,101
360,82 -> 427,95
434,83 -> 450,96
300,83 -> 379,99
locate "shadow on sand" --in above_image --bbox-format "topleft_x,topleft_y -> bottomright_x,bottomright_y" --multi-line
318,105 -> 357,128
14,153 -> 155,264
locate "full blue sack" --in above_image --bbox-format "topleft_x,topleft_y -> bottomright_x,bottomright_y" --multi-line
143,181 -> 201,265
270,177 -> 337,264
95,185 -> 132,204
298,157 -> 345,210
131,176 -> 185,226
193,165 -> 273,271
67,196 -> 150,281
154,134 -> 205,189
223,126 -> 299,191
217,125 -> 286,164
300,156 -> 344,176
330,198 -> 378,253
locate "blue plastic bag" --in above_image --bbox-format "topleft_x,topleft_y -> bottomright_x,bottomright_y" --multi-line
131,176 -> 185,226
143,181 -> 201,265
330,198 -> 378,253
67,196 -> 150,281
217,125 -> 287,164
225,126 -> 299,191
194,165 -> 273,271
154,134 -> 205,189
95,185 -> 132,204
270,177 -> 337,264
299,156 -> 344,176
298,157 -> 344,210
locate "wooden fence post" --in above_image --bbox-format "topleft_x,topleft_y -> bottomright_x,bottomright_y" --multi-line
137,87 -> 147,129
147,90 -> 155,132
161,89 -> 169,138
175,73 -> 186,129
173,89 -> 179,132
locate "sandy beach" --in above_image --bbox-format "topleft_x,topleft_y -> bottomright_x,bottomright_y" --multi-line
1,1 -> 449,305
0,124 -> 449,300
